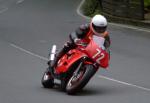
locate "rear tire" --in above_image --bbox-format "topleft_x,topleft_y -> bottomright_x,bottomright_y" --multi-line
66,64 -> 96,95
41,68 -> 54,88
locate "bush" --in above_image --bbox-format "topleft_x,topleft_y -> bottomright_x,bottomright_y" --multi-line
144,0 -> 150,8
82,0 -> 101,17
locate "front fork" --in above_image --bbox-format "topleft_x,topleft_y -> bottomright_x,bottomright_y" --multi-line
73,57 -> 99,77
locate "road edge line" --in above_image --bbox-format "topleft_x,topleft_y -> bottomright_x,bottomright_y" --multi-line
10,43 -> 48,61
98,75 -> 150,92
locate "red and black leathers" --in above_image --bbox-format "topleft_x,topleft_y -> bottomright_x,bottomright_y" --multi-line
49,24 -> 111,68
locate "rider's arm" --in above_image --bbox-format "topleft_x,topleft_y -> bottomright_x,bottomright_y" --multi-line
104,35 -> 111,48
69,24 -> 90,43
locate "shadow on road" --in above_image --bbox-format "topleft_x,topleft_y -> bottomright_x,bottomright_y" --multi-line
76,85 -> 136,96
40,84 -> 138,96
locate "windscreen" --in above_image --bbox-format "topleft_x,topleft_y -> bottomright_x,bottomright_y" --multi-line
93,35 -> 105,50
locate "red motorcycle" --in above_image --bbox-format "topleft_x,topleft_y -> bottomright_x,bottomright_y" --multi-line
41,36 -> 110,94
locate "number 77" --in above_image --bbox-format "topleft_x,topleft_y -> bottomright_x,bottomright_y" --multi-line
92,49 -> 105,63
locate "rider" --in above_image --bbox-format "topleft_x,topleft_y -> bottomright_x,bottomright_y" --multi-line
48,14 -> 111,69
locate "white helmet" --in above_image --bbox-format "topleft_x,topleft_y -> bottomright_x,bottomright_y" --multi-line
90,14 -> 107,35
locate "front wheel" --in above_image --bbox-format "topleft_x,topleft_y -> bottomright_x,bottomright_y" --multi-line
66,64 -> 97,95
41,68 -> 54,88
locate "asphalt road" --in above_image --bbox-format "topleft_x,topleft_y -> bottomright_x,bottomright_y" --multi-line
0,0 -> 150,103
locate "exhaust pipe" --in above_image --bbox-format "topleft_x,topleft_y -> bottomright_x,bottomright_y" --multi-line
49,45 -> 57,61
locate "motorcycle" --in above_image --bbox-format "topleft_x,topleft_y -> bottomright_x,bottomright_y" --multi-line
41,35 -> 110,95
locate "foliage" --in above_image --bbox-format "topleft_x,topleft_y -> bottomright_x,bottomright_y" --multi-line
82,0 -> 101,17
144,0 -> 150,7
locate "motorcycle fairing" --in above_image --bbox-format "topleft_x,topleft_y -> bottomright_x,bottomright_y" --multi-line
55,49 -> 86,74
85,39 -> 109,68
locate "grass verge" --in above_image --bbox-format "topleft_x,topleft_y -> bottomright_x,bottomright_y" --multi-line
81,0 -> 101,17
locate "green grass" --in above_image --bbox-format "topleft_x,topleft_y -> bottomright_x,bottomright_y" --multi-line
144,0 -> 150,7
81,0 -> 101,17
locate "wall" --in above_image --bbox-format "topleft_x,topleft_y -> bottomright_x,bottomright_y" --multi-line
101,0 -> 144,20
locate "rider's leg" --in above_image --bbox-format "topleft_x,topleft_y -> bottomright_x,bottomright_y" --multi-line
48,41 -> 76,69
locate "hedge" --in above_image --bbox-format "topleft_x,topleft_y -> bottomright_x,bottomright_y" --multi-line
144,0 -> 150,8
81,0 -> 101,17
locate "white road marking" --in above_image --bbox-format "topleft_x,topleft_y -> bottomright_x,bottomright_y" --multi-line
10,43 -> 150,92
0,0 -> 24,14
77,0 -> 150,33
109,23 -> 150,33
76,0 -> 90,20
98,75 -> 150,92
10,43 -> 48,61
16,0 -> 24,4
0,7 -> 8,14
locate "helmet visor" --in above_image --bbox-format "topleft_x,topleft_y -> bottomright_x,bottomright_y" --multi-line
92,23 -> 107,33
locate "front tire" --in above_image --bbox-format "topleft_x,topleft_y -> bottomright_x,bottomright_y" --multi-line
41,68 -> 54,88
66,64 -> 97,95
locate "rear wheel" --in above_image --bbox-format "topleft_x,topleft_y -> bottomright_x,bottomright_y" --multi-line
41,68 -> 54,88
66,64 -> 97,95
